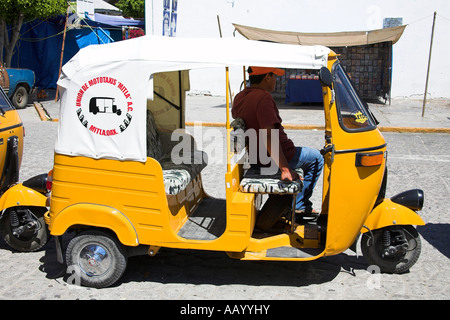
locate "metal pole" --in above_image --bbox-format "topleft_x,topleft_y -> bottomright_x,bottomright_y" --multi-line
422,12 -> 437,117
226,67 -> 231,172
217,15 -> 231,171
217,15 -> 222,37
217,15 -> 233,112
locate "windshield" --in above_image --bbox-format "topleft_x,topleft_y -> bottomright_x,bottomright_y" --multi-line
333,63 -> 376,132
0,88 -> 13,112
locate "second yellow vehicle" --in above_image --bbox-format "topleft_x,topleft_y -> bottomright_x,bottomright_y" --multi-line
0,85 -> 50,252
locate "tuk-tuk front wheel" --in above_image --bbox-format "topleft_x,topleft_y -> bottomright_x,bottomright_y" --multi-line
66,230 -> 128,288
0,207 -> 50,252
361,225 -> 421,274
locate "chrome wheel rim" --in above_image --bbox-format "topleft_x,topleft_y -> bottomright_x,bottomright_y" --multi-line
78,243 -> 111,277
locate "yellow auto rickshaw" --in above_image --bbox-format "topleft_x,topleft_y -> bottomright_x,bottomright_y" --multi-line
0,85 -> 50,252
46,36 -> 424,288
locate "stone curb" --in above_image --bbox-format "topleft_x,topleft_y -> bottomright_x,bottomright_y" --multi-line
185,122 -> 450,133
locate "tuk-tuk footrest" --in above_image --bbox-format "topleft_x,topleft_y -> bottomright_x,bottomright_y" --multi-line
265,246 -> 323,259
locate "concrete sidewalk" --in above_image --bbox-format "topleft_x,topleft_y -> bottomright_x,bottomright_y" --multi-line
183,95 -> 450,133
33,89 -> 449,133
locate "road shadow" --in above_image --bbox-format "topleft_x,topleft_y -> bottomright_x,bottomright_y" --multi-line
36,234 -> 370,288
37,235 -> 73,282
417,223 -> 450,259
119,249 -> 369,288
30,222 -> 450,289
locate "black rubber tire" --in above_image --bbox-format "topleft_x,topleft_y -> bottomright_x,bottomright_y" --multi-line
11,85 -> 28,109
0,207 -> 50,252
361,225 -> 421,274
65,230 -> 128,288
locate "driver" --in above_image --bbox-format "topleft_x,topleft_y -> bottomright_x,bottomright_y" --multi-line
232,66 -> 324,216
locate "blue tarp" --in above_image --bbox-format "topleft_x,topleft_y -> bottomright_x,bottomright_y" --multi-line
11,18 -> 65,89
9,14 -> 143,89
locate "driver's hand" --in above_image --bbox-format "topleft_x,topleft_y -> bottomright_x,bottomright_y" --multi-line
281,168 -> 302,181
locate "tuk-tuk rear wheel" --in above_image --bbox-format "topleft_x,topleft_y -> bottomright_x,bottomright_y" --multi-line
66,230 -> 128,288
361,225 -> 421,274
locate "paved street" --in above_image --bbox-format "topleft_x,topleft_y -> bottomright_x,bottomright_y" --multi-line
0,95 -> 448,301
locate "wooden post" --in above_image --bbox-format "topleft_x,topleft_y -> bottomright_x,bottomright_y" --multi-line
55,3 -> 70,102
422,12 -> 437,117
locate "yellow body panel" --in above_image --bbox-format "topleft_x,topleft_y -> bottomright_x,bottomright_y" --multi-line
0,109 -> 24,178
0,183 -> 47,210
325,149 -> 386,255
49,154 -> 168,244
361,199 -> 425,233
321,56 -> 388,256
50,203 -> 139,246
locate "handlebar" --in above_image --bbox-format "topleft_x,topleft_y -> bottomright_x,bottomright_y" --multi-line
320,145 -> 334,156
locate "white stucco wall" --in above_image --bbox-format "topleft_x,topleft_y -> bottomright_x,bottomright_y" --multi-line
146,0 -> 450,99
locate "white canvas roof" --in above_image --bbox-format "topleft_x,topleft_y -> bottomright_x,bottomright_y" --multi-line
233,23 -> 406,47
56,36 -> 330,162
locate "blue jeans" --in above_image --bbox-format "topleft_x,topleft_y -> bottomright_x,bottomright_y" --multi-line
288,147 -> 324,212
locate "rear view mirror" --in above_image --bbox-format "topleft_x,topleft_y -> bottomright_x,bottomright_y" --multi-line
319,67 -> 332,88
